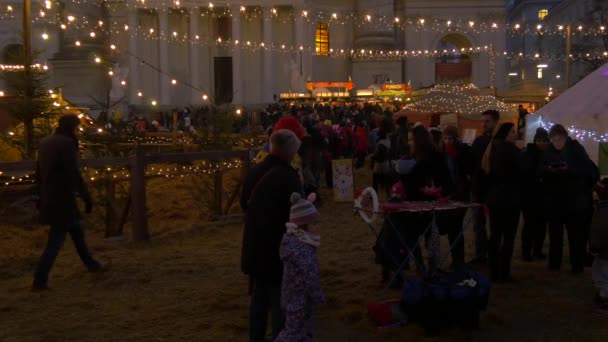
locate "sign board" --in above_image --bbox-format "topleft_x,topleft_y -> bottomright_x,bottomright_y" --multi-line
332,159 -> 354,202
462,129 -> 477,145
306,81 -> 355,91
376,83 -> 412,97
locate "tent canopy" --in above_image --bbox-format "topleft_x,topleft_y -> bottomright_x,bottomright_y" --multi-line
535,62 -> 608,133
401,83 -> 516,118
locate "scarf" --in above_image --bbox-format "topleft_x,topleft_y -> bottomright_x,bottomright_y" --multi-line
286,222 -> 320,248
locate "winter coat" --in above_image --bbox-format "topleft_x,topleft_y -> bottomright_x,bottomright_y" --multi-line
403,151 -> 455,202
470,133 -> 492,202
444,142 -> 472,202
277,233 -> 325,342
487,141 -> 524,210
540,138 -> 598,217
240,154 -> 302,282
521,143 -> 545,210
37,132 -> 91,227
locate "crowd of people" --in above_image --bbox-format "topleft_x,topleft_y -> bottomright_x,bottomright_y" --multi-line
30,103 -> 608,341
239,103 -> 608,341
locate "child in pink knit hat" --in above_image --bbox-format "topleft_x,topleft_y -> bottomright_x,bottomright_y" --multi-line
276,193 -> 325,342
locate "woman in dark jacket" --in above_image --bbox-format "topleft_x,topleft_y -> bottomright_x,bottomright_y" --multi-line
541,124 -> 597,274
521,128 -> 550,261
483,122 -> 522,282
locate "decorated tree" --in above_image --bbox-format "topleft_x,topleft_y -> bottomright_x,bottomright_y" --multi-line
0,48 -> 58,159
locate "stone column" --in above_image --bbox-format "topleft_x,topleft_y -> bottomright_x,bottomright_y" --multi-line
263,8 -> 274,103
128,7 -> 140,104
189,7 -> 200,103
294,8 -> 310,89
231,5 -> 242,104
158,10 -> 170,105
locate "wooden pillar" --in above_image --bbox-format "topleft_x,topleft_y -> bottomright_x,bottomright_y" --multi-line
214,170 -> 223,220
131,146 -> 149,241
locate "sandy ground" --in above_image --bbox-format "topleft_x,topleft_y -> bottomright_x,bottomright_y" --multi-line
1,169 -> 607,342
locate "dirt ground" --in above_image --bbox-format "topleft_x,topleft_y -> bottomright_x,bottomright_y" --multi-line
1,169 -> 607,342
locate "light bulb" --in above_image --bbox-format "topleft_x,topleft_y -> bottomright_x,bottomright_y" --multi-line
94,57 -> 101,63
108,70 -> 114,76
138,91 -> 143,97
240,6 -> 246,12
121,80 -> 126,85
302,10 -> 308,17
110,44 -> 116,50
90,32 -> 96,38
171,79 -> 177,85
202,94 -> 208,100
151,100 -> 157,106
75,41 -> 81,46
67,15 -> 75,22
332,13 -> 337,19
41,32 -> 49,40
419,18 -> 425,25
209,2 -> 213,8
469,21 -> 475,27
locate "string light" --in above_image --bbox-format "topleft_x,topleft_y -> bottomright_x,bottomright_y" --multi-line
171,79 -> 177,85
41,32 -> 49,40
75,40 -> 81,46
90,32 -> 96,38
137,91 -> 143,97
240,6 -> 246,12
121,80 -> 126,85
94,57 -> 101,63
110,44 -> 116,50
67,15 -> 75,22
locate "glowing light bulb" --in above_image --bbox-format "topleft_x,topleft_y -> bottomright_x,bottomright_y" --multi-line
332,13 -> 337,19
514,24 -> 520,29
195,35 -> 200,40
151,100 -> 157,106
110,44 -> 116,50
281,44 -> 285,49
394,17 -> 400,23
7,5 -> 13,11
209,2 -> 213,8
45,1 -> 51,9
67,15 -> 75,22
172,31 -> 177,37
447,20 -> 452,26
271,8 -> 277,15
419,18 -> 425,25
236,109 -> 242,115
217,37 -> 222,43
491,23 -> 498,28
138,91 -> 143,97
171,79 -> 177,85
202,94 -> 208,100
558,25 -> 564,30
75,41 -> 81,46
469,21 -> 475,27
98,20 -> 104,27
108,70 -> 114,76
94,57 -> 101,63
124,24 -> 129,31
601,26 -> 606,31
537,24 -> 542,30
0,91 -> 4,96
149,28 -> 154,34
90,32 -> 96,38
41,32 -> 49,40
366,15 -> 371,22
240,6 -> 246,12
60,24 -> 66,30
121,80 -> 126,85
302,10 -> 308,17
578,25 -> 583,31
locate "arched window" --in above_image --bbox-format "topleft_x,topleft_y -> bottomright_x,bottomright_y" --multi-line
538,9 -> 549,20
315,23 -> 329,56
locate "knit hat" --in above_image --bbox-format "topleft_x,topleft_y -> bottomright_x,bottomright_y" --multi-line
270,129 -> 301,159
289,192 -> 320,226
274,115 -> 306,140
534,127 -> 549,142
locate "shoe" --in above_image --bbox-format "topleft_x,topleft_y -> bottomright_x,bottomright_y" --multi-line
88,258 -> 111,273
594,293 -> 608,315
31,284 -> 50,292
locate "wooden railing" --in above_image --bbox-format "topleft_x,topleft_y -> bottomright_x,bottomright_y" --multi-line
0,148 -> 253,241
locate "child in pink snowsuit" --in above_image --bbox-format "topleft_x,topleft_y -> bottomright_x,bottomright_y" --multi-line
276,193 -> 325,342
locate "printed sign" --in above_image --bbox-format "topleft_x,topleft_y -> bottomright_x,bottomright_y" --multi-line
332,159 -> 354,202
306,81 -> 355,91
462,129 -> 477,145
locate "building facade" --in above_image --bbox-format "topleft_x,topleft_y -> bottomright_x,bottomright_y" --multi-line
0,0 -> 508,110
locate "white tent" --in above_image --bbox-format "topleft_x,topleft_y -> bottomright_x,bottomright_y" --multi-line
527,62 -> 608,163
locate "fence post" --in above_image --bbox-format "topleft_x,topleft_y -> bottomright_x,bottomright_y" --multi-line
213,170 -> 223,220
130,146 -> 149,241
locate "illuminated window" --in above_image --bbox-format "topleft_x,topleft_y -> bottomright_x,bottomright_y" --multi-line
537,68 -> 543,79
315,22 -> 329,56
538,9 -> 549,20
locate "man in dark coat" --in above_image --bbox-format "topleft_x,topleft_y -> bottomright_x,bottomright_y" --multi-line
470,110 -> 499,263
542,124 -> 598,274
521,128 -> 550,261
33,115 -> 104,291
240,129 -> 302,342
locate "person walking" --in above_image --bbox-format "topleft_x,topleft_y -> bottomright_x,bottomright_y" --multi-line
483,122 -> 522,283
33,115 -> 106,291
370,131 -> 393,198
542,124 -> 597,274
521,128 -> 550,261
240,129 -> 303,342
470,110 -> 500,263
354,122 -> 369,169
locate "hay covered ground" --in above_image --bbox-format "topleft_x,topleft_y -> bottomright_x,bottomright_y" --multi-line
1,168 -> 607,342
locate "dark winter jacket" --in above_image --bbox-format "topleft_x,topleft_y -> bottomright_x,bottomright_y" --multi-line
540,138 -> 598,217
444,142 -> 472,202
403,151 -> 455,202
521,143 -> 545,209
470,133 -> 492,202
37,132 -> 91,227
240,154 -> 302,282
487,141 -> 523,210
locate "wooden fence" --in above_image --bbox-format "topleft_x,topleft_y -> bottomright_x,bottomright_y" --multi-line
0,148 -> 252,241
